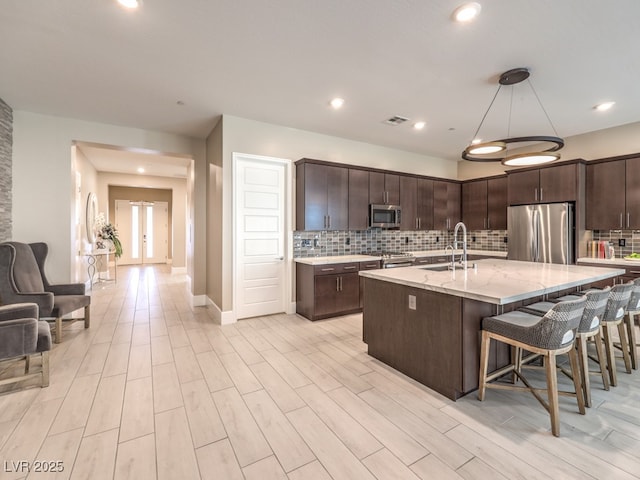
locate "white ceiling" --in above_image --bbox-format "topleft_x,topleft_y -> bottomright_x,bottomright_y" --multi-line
2,0 -> 640,171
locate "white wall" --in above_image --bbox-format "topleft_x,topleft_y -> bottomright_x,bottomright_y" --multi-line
457,120 -> 640,180
12,111 -> 205,284
72,145 -> 99,283
96,172 -> 188,269
214,114 -> 459,314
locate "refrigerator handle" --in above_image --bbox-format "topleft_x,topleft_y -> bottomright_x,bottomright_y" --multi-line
531,210 -> 540,262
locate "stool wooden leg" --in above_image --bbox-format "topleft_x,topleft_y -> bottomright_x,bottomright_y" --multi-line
602,324 -> 617,386
478,331 -> 491,401
625,313 -> 637,370
593,330 -> 610,391
617,323 -> 632,374
576,336 -> 591,407
567,345 -> 585,414
545,353 -> 560,437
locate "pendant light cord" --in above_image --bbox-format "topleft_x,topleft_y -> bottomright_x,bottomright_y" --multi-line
527,79 -> 560,137
471,84 -> 503,140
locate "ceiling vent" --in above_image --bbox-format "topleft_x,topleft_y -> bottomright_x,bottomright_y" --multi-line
383,115 -> 409,126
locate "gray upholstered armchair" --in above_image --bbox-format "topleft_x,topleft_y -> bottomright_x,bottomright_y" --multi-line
0,303 -> 51,389
0,242 -> 91,343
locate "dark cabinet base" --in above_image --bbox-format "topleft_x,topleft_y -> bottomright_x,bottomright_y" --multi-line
362,278 -> 508,400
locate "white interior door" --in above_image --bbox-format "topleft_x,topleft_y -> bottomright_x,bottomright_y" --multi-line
116,200 -> 168,265
234,155 -> 287,319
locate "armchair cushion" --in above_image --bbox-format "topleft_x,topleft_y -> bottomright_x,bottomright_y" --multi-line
52,295 -> 91,318
10,242 -> 45,293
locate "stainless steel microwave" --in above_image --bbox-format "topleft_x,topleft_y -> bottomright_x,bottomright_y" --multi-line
370,204 -> 402,228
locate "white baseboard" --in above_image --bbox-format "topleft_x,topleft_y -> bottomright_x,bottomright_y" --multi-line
207,297 -> 237,325
192,294 -> 207,307
171,266 -> 187,275
287,301 -> 296,315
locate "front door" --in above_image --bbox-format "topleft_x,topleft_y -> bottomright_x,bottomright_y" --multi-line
116,200 -> 168,265
234,154 -> 288,319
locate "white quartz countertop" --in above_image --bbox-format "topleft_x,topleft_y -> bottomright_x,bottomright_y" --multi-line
294,254 -> 381,265
577,257 -> 640,268
359,258 -> 624,305
294,249 -> 505,265
409,249 -> 507,258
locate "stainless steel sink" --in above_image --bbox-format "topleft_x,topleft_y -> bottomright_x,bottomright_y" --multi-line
420,265 -> 452,272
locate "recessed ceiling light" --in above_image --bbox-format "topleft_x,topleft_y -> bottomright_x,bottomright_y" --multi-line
137,167 -> 145,173
594,101 -> 615,112
452,2 -> 481,22
413,121 -> 426,130
117,0 -> 140,9
330,98 -> 345,109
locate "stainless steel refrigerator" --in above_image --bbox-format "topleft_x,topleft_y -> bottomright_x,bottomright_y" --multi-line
507,203 -> 574,264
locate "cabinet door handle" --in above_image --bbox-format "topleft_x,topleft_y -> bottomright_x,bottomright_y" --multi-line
327,215 -> 331,229
620,213 -> 624,229
540,188 -> 543,202
418,218 -> 421,229
627,212 -> 631,228
484,218 -> 487,229
343,266 -> 357,270
321,267 -> 335,272
487,217 -> 491,229
336,277 -> 340,291
534,188 -> 538,202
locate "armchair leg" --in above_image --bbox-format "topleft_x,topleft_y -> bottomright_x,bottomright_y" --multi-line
42,351 -> 50,387
84,305 -> 91,329
55,317 -> 62,344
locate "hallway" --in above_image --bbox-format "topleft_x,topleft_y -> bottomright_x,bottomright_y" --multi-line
0,266 -> 639,479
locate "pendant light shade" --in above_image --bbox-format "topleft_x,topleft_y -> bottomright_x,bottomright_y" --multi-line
462,68 -> 564,166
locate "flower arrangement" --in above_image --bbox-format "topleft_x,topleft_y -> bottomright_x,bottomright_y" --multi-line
95,212 -> 123,258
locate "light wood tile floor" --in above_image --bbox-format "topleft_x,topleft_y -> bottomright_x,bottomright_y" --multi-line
1,265 -> 639,479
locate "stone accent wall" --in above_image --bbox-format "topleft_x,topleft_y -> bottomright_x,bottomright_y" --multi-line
0,98 -> 12,241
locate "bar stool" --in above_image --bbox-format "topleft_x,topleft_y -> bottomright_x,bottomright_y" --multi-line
519,287 -> 611,407
621,278 -> 640,370
478,296 -> 586,437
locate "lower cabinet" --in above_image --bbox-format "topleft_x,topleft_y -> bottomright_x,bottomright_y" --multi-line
296,262 -> 365,320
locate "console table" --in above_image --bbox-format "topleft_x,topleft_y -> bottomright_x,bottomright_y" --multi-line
84,249 -> 117,288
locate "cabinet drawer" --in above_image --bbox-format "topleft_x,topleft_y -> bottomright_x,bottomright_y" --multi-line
413,257 -> 432,265
359,260 -> 381,270
314,262 -> 359,275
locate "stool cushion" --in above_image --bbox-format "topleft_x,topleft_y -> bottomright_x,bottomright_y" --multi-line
520,301 -> 555,315
483,297 -> 585,350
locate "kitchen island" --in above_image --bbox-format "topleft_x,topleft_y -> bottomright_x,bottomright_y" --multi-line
359,259 -> 624,400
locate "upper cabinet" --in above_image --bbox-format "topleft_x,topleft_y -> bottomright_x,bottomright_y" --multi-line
586,156 -> 640,230
296,160 -> 348,230
348,168 -> 370,230
369,172 -> 400,205
417,178 -> 434,231
507,162 -> 580,205
433,180 -> 461,230
399,175 -> 417,230
462,176 -> 507,230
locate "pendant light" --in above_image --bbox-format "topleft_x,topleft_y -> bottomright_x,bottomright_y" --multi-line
462,68 -> 564,166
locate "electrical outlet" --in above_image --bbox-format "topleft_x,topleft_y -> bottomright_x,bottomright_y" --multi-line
504,236 -> 508,243
436,236 -> 440,243
345,237 -> 350,245
405,236 -> 409,244
471,236 -> 476,242
408,295 -> 416,310
619,238 -> 626,247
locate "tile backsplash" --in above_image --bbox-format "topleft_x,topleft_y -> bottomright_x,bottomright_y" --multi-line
591,230 -> 640,258
293,229 -> 508,257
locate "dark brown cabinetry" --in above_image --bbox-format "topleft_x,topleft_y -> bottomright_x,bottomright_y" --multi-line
348,169 -> 370,230
296,262 -> 364,320
507,163 -> 578,205
359,260 -> 382,308
399,176 -> 417,230
296,161 -> 348,230
369,172 -> 400,205
417,178 -> 434,230
433,181 -> 461,230
462,176 -> 507,230
586,156 -> 640,230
